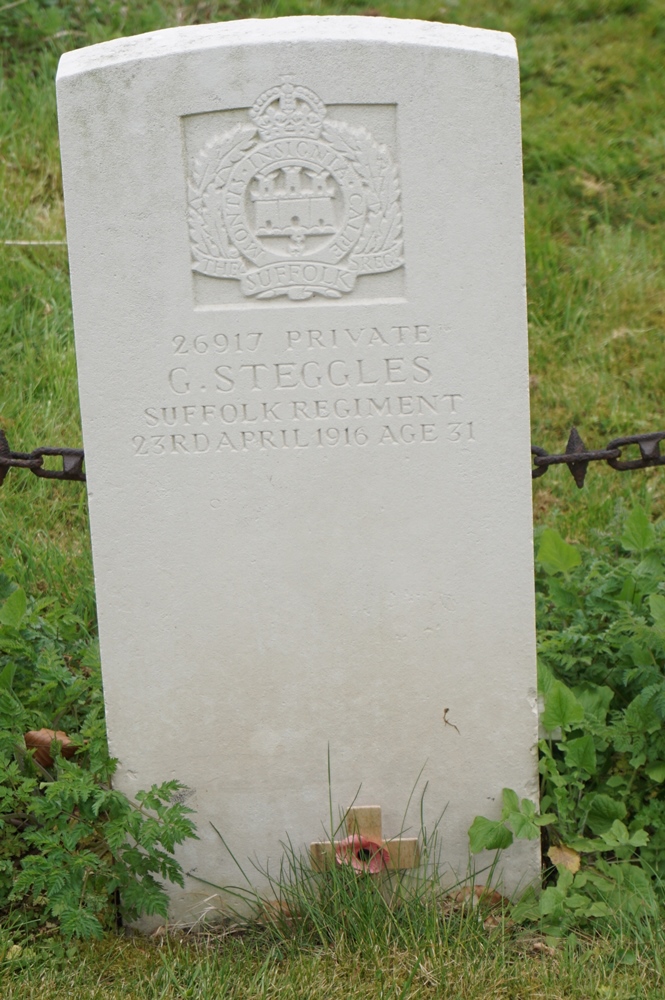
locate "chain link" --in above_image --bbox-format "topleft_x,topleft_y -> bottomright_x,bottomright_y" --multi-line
532,428 -> 665,488
0,430 -> 85,486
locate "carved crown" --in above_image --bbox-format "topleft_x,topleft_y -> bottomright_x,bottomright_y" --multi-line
250,83 -> 326,141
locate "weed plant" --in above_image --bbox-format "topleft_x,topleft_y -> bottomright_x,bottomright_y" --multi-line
0,577 -> 197,939
470,505 -> 665,939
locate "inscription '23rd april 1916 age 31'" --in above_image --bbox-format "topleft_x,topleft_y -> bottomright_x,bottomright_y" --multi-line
131,323 -> 475,457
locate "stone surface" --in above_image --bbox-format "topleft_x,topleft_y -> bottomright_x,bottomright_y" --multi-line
57,16 -> 539,923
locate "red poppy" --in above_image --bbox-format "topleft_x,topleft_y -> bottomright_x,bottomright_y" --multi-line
334,834 -> 389,873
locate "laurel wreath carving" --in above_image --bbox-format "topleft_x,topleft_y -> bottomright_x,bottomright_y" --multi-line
187,124 -> 256,277
187,119 -> 403,284
321,121 -> 403,272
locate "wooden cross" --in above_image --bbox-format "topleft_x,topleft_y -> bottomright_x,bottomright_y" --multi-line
310,805 -> 420,873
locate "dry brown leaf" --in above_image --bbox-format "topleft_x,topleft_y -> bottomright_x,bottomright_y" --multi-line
24,729 -> 76,769
571,170 -> 613,197
531,940 -> 558,958
484,913 -> 514,932
548,844 -> 580,874
454,885 -> 508,909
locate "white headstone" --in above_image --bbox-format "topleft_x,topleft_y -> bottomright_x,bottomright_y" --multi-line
57,16 -> 539,923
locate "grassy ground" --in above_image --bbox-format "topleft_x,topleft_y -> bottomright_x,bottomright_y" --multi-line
3,927 -> 665,999
2,0 -> 665,994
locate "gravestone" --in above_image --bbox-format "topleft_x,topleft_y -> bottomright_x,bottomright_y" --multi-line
57,16 -> 539,923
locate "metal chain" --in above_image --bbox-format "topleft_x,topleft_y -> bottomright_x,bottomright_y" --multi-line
0,429 -> 85,486
532,428 -> 665,489
1,427 -> 664,491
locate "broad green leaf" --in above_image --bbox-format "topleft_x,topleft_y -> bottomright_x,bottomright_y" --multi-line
626,641 -> 653,668
602,824 -> 649,849
605,819 -> 630,845
514,797 -> 554,827
618,575 -> 637,603
507,812 -> 540,840
499,791 -> 547,841
572,683 -> 614,724
0,588 -> 26,629
646,762 -> 665,782
621,506 -> 654,553
534,812 -> 557,827
567,836 -> 605,853
556,867 -> 574,892
547,578 -> 579,611
539,885 -> 566,916
519,797 -> 537,819
501,788 -> 520,817
537,658 -> 556,696
468,816 -> 513,854
0,662 -> 16,691
565,893 -> 591,910
649,594 -> 665,632
510,887 -> 540,923
613,863 -> 651,890
585,793 -> 626,835
537,529 -> 581,576
635,551 -> 664,578
541,680 -> 584,731
625,690 -> 662,734
564,735 -> 597,774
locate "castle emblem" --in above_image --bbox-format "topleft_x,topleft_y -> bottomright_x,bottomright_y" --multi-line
187,83 -> 404,300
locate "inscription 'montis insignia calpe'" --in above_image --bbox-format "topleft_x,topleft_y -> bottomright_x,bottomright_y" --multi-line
187,83 -> 404,300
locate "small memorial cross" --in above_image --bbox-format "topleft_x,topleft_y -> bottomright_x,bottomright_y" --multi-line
310,805 -> 420,874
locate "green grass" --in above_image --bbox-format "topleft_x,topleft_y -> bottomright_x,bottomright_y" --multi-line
3,928 -> 665,999
3,843 -> 665,999
2,0 -> 665,993
4,848 -> 665,997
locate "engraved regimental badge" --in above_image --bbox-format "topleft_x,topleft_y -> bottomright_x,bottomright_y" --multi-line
187,83 -> 404,300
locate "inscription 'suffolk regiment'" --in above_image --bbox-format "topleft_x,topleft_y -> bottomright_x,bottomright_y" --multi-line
188,83 -> 404,300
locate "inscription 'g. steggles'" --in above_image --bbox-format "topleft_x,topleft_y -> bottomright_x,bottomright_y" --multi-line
187,82 -> 404,300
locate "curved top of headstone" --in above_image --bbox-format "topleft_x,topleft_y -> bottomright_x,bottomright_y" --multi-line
57,16 -> 516,79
